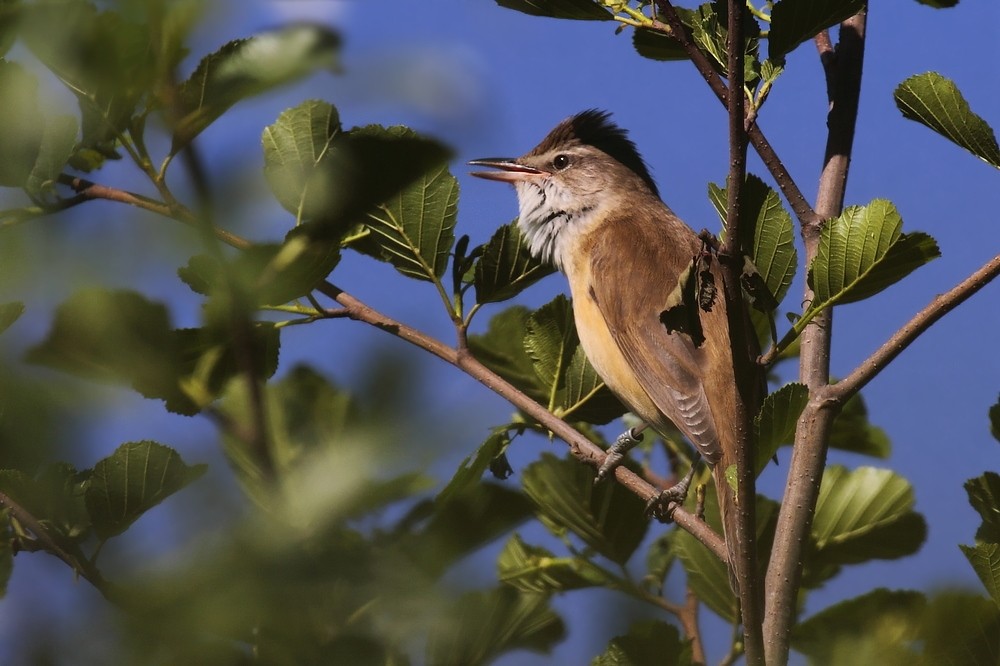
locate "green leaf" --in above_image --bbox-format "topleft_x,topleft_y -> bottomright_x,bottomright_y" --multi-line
0,59 -> 44,187
632,27 -> 687,62
427,587 -> 565,666
0,301 -> 24,336
20,2 -> 153,148
468,306 -> 548,404
829,391 -> 891,458
684,1 -> 760,78
0,464 -> 91,544
894,72 -> 1000,169
498,533 -> 608,593
990,395 -> 1000,443
961,543 -> 1000,608
965,472 -> 1000,545
921,592 -> 1000,664
709,173 -> 797,307
591,620 -> 689,666
174,25 -> 341,150
437,427 -> 514,505
0,0 -> 19,59
791,588 -> 925,665
521,453 -> 649,565
811,465 -> 926,565
806,201 -> 939,318
525,295 -> 578,403
474,222 -> 556,304
0,512 -> 10,599
561,345 -> 626,425
262,99 -> 345,222
912,0 -> 958,6
673,521 -> 735,621
363,158 -> 458,282
85,441 -> 207,540
754,382 -> 808,475
767,0 -> 864,61
643,530 -> 676,593
493,0 -> 612,20
25,114 -> 78,197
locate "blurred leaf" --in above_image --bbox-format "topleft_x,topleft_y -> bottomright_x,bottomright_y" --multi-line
961,543 -> 1000,608
427,587 -> 565,666
990,395 -> 1000,443
921,592 -> 1000,664
525,294 -> 577,400
20,1 -> 153,147
468,306 -> 548,404
0,0 -> 19,58
522,453 -> 649,565
474,222 -> 555,304
0,512 -> 10,599
407,483 -> 534,578
25,114 -> 78,197
806,201 -> 939,318
643,530 -> 676,593
829,391 -> 891,458
85,441 -> 206,540
709,173 -> 797,307
811,466 -> 926,566
498,533 -> 608,593
437,427 -> 513,505
562,345 -> 626,425
591,620 -> 689,666
894,72 -> 1000,169
0,301 -> 24,336
912,0 -> 958,6
754,382 -> 808,474
767,0 -> 864,61
363,158 -> 458,283
632,27 -> 687,61
174,25 -> 340,149
262,99 -> 345,222
493,0 -> 612,20
0,463 -> 90,544
791,588 -> 925,666
0,59 -> 44,187
965,472 -> 1000,545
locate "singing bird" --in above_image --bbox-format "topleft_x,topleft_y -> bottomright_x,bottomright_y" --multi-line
470,110 -> 745,567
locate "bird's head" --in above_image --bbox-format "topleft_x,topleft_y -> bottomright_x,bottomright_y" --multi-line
470,110 -> 659,271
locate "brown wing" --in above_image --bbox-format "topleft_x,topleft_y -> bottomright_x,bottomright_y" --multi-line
588,212 -> 724,464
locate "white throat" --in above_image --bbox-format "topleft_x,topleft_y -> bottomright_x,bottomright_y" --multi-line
514,179 -> 599,272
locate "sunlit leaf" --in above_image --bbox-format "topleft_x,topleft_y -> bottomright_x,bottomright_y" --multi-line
85,441 -> 207,540
525,295 -> 578,400
767,0 -> 864,61
498,533 -> 608,593
493,0 -> 612,20
427,587 -> 565,666
474,222 -> 555,304
894,72 -> 1000,169
961,543 -> 1000,608
806,201 -> 939,318
591,620 -> 689,666
522,453 -> 648,565
811,465 -> 926,565
754,382 -> 808,474
709,173 -> 797,307
561,346 -> 625,425
174,25 -> 340,149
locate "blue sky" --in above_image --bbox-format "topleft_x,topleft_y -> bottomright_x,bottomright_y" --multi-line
2,0 -> 1000,663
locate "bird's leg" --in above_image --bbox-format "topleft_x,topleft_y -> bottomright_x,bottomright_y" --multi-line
644,461 -> 699,521
595,424 -> 648,482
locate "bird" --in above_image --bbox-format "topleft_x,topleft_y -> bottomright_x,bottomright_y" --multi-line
469,109 -> 750,580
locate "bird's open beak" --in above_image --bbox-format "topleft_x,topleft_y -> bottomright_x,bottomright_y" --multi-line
468,158 -> 545,183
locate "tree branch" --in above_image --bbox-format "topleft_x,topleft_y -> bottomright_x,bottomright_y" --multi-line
716,0 -> 763,662
763,12 -> 867,664
653,0 -> 817,227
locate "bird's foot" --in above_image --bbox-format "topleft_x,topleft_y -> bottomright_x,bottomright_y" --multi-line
595,426 -> 646,483
644,462 -> 699,521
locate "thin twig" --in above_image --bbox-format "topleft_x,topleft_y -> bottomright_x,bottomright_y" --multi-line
763,12 -> 867,664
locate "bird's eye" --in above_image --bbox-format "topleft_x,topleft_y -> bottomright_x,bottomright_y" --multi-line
552,154 -> 570,170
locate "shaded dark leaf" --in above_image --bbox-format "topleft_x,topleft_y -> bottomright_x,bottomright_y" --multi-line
437,427 -> 515,505
829,391 -> 891,458
921,592 -> 1000,663
498,533 -> 608,593
0,59 -> 44,187
990,395 -> 1000,443
965,472 -> 1000,545
754,382 -> 808,475
474,222 -> 555,304
562,346 -> 626,425
767,0 -> 864,61
25,114 -> 78,197
468,306 -> 548,404
591,620 -> 690,666
632,27 -> 687,61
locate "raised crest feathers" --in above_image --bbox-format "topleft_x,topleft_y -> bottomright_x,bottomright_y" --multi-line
529,109 -> 659,197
